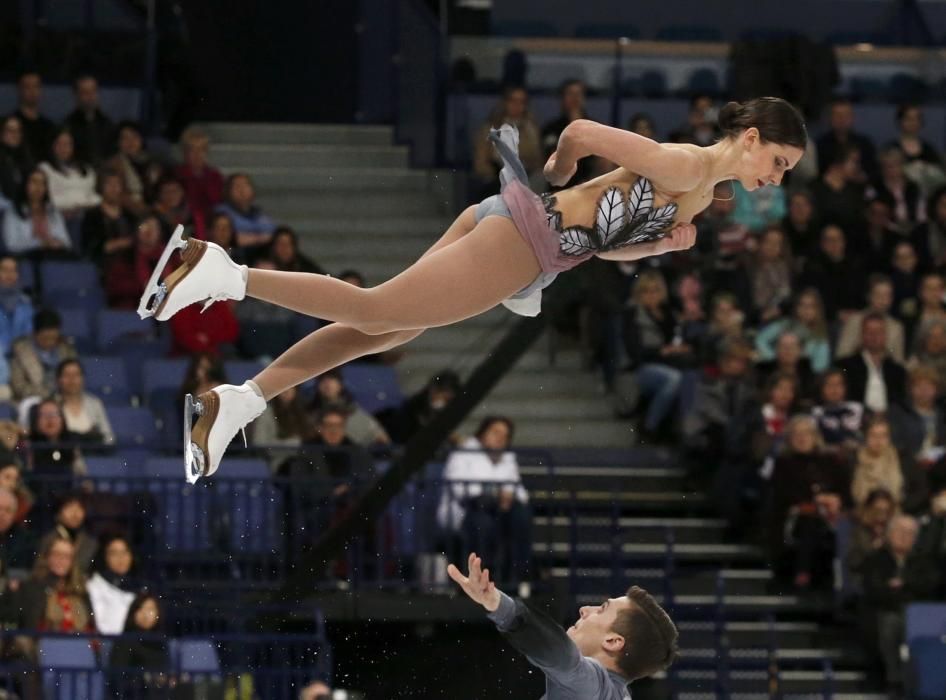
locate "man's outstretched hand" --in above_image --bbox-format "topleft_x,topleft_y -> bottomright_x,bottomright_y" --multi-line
447,552 -> 502,612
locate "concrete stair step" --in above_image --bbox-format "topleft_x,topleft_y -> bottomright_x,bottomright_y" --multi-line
521,465 -> 686,492
678,621 -> 846,650
534,515 -> 727,545
479,417 -> 637,449
213,143 -> 409,169
472,395 -> 613,419
541,541 -> 761,564
673,669 -> 870,694
290,215 -> 453,236
201,122 -> 394,146
259,191 -> 446,217
247,167 -> 435,191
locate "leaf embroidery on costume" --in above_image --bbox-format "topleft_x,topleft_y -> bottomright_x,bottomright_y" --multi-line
542,193 -> 563,231
625,176 -> 655,222
559,227 -> 597,256
596,187 -> 627,247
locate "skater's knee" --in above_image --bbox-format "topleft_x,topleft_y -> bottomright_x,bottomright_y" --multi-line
354,289 -> 410,335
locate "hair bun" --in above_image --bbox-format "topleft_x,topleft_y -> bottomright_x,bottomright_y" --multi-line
717,101 -> 744,131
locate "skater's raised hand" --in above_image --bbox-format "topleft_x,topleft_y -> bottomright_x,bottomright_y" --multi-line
447,552 -> 502,612
543,152 -> 577,188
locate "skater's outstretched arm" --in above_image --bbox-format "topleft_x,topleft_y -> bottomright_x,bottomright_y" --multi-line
448,553 -> 611,695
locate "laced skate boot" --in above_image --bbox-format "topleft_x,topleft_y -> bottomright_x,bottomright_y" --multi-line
184,383 -> 266,483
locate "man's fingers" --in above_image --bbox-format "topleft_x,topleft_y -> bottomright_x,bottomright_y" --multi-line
446,563 -> 467,585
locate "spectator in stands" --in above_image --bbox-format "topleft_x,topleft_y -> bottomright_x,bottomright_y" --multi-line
768,414 -> 849,589
252,385 -> 315,448
105,212 -> 171,309
810,144 -> 867,238
816,98 -> 877,182
620,270 -> 694,441
695,183 -> 752,306
0,461 -> 33,526
472,86 -> 542,199
837,313 -> 907,413
108,592 -> 171,699
0,115 -> 31,206
891,105 -> 941,168
862,514 -> 939,691
811,368 -> 865,454
299,681 -> 332,700
439,416 -> 531,593
205,210 -> 241,258
781,190 -> 820,261
853,417 -> 927,514
169,287 -> 239,357
846,488 -> 897,589
27,399 -> 84,479
153,174 -> 198,239
64,75 -> 114,167
10,309 -> 75,401
909,319 -> 946,392
869,146 -> 924,233
836,275 -> 906,362
890,242 -> 921,333
756,288 -> 831,373
683,340 -> 756,482
174,126 -> 224,224
214,172 -> 276,251
754,332 -> 816,405
912,272 -> 946,340
2,167 -> 71,255
911,185 -> 946,271
12,71 -> 56,165
308,369 -> 390,446
80,168 -> 137,269
540,79 -> 591,188
627,113 -> 657,140
797,224 -> 866,323
0,256 -> 33,353
697,292 -> 746,367
888,365 -> 946,468
732,180 -> 787,234
106,120 -> 162,217
269,225 -> 323,274
669,94 -> 720,147
0,487 -> 35,578
38,494 -> 97,573
914,486 -> 946,587
178,352 -> 226,405
749,226 -> 793,323
859,195 -> 899,274
38,127 -> 100,224
87,535 -> 136,635
378,369 -> 461,445
54,359 -> 114,446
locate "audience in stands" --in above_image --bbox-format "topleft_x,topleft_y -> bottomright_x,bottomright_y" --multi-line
888,365 -> 946,465
38,127 -> 100,223
797,224 -> 866,323
0,486 -> 36,577
756,289 -> 831,373
153,174 -> 198,239
909,272 -> 946,346
80,168 -> 138,269
754,332 -> 816,405
235,259 -> 295,359
308,370 -> 390,446
104,213 -> 169,309
912,185 -> 946,271
174,126 -> 224,224
891,104 -> 942,169
811,368 -> 865,455
378,369 -> 461,445
837,275 -> 906,362
852,417 -> 927,514
177,353 -> 226,409
27,399 -> 84,477
12,72 -> 57,165
472,86 -> 542,199
748,226 -> 793,323
215,173 -> 276,251
870,147 -> 925,234
169,290 -> 239,357
64,75 -> 114,167
909,318 -> 946,390
627,112 -> 656,140
845,488 -> 896,591
0,115 -> 31,205
204,211 -> 243,261
438,416 -> 531,593
669,94 -> 720,147
55,359 -> 114,445
106,120 -> 162,217
253,386 -> 315,448
38,494 -> 97,573
10,309 -> 75,401
890,243 -> 922,334
861,514 -> 939,691
540,79 -> 591,188
782,190 -> 820,260
811,145 -> 867,238
768,415 -> 849,589
816,98 -> 877,183
2,167 -> 71,255
299,681 -> 333,700
269,225 -> 323,274
107,592 -> 171,698
0,256 -> 34,353
87,534 -> 136,635
836,313 -> 908,413
0,461 -> 34,526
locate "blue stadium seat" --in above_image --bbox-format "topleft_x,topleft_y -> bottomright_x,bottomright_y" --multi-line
574,23 -> 640,40
656,25 -> 722,42
60,309 -> 95,353
96,309 -> 150,352
17,261 -> 35,292
340,364 -> 404,414
85,455 -> 144,493
170,639 -> 221,673
850,77 -> 889,102
82,356 -> 131,405
0,402 -> 16,421
143,358 -> 189,405
38,637 -> 105,700
215,460 -> 284,553
40,260 -> 101,299
905,603 -> 946,644
909,636 -> 946,700
225,360 -> 265,385
46,287 -> 105,316
145,458 -> 212,551
109,406 -> 159,446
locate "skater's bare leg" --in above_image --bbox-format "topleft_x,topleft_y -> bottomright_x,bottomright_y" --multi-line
245,211 -> 540,335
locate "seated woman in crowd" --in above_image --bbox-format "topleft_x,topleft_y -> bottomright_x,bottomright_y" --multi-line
2,167 -> 71,255
55,358 -> 115,446
768,415 -> 850,589
749,226 -> 793,325
438,416 -> 531,593
620,270 -> 695,441
888,365 -> 946,466
87,534 -> 137,635
214,172 -> 276,252
698,292 -> 746,368
869,146 -> 924,234
911,272 -> 946,342
755,331 -> 816,405
252,385 -> 316,448
103,213 -> 170,310
0,115 -> 32,206
204,211 -> 245,263
0,461 -> 34,525
80,168 -> 137,268
853,417 -> 928,514
909,318 -> 946,390
269,225 -> 323,274
27,399 -> 84,479
106,120 -> 163,217
38,127 -> 100,224
811,368 -> 865,455
38,494 -> 97,573
911,184 -> 946,271
471,85 -> 542,199
153,175 -> 200,239
173,126 -> 224,224
889,242 -> 920,330
308,369 -> 390,447
845,488 -> 897,590
108,592 -> 171,699
10,308 -> 76,402
755,288 -> 831,373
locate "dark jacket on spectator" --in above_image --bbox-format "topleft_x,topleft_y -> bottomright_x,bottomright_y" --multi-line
888,401 -> 946,460
683,374 -> 757,461
14,109 -> 57,165
0,142 -> 31,202
0,523 -> 36,574
80,205 -> 138,266
809,178 -> 867,239
64,108 -> 114,167
862,546 -> 940,611
816,130 -> 878,181
756,358 -> 817,404
836,353 -> 908,410
797,253 -> 867,321
622,303 -> 694,369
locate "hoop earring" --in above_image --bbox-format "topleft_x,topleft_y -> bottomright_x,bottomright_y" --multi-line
712,181 -> 736,202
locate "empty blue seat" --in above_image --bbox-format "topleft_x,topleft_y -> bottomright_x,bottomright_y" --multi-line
687,68 -> 721,96
170,639 -> 221,673
340,364 -> 404,414
61,309 -> 95,353
215,461 -> 283,553
906,603 -> 946,644
97,309 -> 151,352
225,360 -> 264,385
17,262 -> 35,292
82,356 -> 131,405
40,260 -> 99,296
38,637 -> 105,700
640,70 -> 668,98
46,287 -> 105,316
0,402 -> 16,421
143,358 -> 189,405
109,406 -> 159,446
85,455 -> 143,493
909,636 -> 946,700
889,72 -> 929,102
145,458 -> 212,551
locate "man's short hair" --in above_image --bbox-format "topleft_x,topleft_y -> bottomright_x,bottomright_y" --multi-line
610,586 -> 679,680
861,311 -> 886,330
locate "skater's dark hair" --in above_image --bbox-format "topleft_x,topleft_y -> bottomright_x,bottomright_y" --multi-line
717,97 -> 807,150
611,586 -> 679,680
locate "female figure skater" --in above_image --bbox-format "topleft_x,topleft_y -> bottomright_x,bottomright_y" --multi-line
139,97 -> 806,483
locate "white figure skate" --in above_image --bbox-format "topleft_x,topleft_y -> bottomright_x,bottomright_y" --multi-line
183,384 -> 266,483
138,225 -> 248,322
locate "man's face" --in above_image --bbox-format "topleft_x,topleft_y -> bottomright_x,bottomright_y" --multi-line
830,103 -> 854,132
820,226 -> 845,260
58,501 -> 85,530
0,258 -> 18,288
35,327 -> 60,351
75,78 -> 99,111
318,413 -> 347,446
567,596 -> 631,656
888,518 -> 918,555
862,319 -> 887,354
0,493 -> 16,533
18,74 -> 41,109
561,83 -> 585,115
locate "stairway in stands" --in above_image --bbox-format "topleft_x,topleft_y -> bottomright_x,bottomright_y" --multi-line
202,122 -> 633,448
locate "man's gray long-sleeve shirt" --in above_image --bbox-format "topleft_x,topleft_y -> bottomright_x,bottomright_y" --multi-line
487,592 -> 631,700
